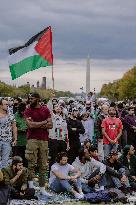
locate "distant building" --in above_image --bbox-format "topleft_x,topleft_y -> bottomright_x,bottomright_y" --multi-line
86,56 -> 90,94
41,77 -> 46,89
36,81 -> 40,88
31,84 -> 35,92
27,82 -> 30,87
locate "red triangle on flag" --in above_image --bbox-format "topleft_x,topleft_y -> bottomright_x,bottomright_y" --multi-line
35,26 -> 53,65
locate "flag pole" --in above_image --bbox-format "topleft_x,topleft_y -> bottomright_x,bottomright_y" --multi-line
50,26 -> 54,93
52,64 -> 55,92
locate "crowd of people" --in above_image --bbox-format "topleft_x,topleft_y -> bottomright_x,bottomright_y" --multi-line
0,92 -> 136,204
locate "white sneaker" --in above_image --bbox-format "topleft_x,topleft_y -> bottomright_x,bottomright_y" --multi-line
34,186 -> 40,191
95,186 -> 104,191
28,181 -> 34,188
80,193 -> 84,199
74,192 -> 84,199
40,187 -> 53,197
28,181 -> 40,190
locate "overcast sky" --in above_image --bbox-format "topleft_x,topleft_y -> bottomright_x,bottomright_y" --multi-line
0,0 -> 136,92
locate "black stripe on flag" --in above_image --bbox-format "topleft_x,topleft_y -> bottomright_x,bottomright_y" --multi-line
9,27 -> 50,55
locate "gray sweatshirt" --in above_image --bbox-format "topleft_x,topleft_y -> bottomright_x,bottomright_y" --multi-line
72,157 -> 106,183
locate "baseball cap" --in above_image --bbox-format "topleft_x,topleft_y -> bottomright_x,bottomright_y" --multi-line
29,92 -> 40,99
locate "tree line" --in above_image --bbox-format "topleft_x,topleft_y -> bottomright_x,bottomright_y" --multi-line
0,81 -> 74,99
100,66 -> 136,100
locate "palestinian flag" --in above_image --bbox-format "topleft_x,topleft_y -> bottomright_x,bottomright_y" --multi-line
8,26 -> 53,80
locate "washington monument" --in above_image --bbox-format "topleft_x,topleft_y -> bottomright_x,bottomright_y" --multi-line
86,55 -> 90,94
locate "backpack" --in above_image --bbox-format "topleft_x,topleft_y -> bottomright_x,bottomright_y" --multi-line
84,190 -> 111,203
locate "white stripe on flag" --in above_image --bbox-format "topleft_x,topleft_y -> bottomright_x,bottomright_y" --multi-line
8,42 -> 38,65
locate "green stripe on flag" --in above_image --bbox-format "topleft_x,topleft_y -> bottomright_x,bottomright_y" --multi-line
9,55 -> 51,80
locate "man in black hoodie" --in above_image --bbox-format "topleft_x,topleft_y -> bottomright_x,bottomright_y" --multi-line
119,145 -> 136,190
124,107 -> 136,148
67,108 -> 85,164
104,151 -> 130,193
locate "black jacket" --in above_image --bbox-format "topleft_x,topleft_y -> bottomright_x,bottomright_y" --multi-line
67,118 -> 85,144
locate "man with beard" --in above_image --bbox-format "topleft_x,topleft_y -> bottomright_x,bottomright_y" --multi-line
72,149 -> 106,193
104,151 -> 130,193
95,104 -> 109,161
119,145 -> 136,190
13,97 -> 22,114
24,93 -> 53,196
67,108 -> 85,164
102,106 -> 123,158
124,107 -> 136,149
49,152 -> 84,199
2,156 -> 36,199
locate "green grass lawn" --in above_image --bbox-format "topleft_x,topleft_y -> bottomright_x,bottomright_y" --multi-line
53,202 -> 123,205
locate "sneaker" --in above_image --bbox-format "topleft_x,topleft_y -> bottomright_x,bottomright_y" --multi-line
34,186 -> 40,191
74,192 -> 84,199
80,193 -> 84,199
95,186 -> 104,191
40,187 -> 53,197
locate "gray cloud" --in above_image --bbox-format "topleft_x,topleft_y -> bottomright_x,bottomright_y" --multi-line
0,0 -> 136,92
0,0 -> 136,60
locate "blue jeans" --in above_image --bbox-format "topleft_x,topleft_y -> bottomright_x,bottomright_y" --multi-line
86,168 -> 106,187
104,144 -> 118,158
0,141 -> 11,169
112,168 -> 130,188
81,183 -> 93,193
50,177 -> 82,193
105,167 -> 130,188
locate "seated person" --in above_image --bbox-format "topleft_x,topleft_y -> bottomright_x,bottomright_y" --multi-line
49,152 -> 84,199
104,151 -> 130,193
2,156 -> 36,200
82,139 -> 92,150
89,145 -> 99,161
119,145 -> 136,190
72,149 -> 106,193
0,170 -> 11,205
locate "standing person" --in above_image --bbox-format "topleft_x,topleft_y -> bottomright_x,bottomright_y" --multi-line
13,97 -> 22,114
0,98 -> 17,169
95,104 -> 109,161
14,102 -> 28,167
49,104 -> 69,169
102,106 -> 123,158
124,107 -> 136,149
24,93 -> 53,196
80,112 -> 94,144
117,103 -> 127,149
67,108 -> 85,164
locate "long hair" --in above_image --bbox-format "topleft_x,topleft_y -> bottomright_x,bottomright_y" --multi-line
56,152 -> 68,163
17,102 -> 26,117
